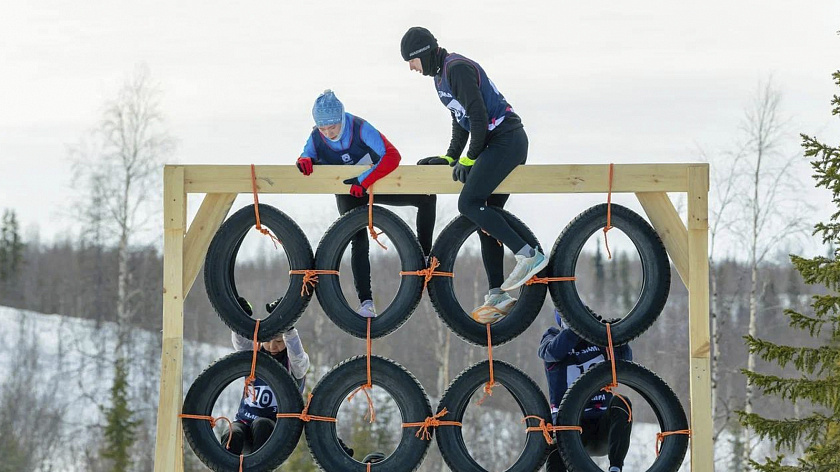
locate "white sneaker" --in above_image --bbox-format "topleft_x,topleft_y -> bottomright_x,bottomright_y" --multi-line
358,300 -> 377,318
471,290 -> 517,324
500,250 -> 548,292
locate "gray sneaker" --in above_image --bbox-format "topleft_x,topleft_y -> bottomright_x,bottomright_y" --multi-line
500,250 -> 548,291
358,299 -> 377,318
471,290 -> 518,324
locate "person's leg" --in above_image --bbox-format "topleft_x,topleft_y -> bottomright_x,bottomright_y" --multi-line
335,195 -> 373,304
220,421 -> 249,455
607,396 -> 633,471
250,417 -> 276,451
369,194 -> 437,258
478,193 -> 510,290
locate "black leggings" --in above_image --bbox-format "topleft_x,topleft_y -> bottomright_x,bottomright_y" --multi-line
335,193 -> 437,303
220,417 -> 275,455
545,396 -> 633,471
458,127 -> 529,289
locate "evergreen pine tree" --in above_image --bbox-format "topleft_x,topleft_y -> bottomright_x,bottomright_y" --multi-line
0,209 -> 24,282
101,358 -> 140,471
737,70 -> 840,471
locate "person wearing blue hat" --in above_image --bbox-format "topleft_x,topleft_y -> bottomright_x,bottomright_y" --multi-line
538,310 -> 633,472
400,27 -> 548,324
297,90 -> 437,318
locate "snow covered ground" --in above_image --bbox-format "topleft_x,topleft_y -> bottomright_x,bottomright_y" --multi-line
0,305 -> 785,471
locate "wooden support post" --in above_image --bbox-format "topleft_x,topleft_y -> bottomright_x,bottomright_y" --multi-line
636,192 -> 690,286
155,166 -> 187,472
687,165 -> 713,471
182,193 -> 237,296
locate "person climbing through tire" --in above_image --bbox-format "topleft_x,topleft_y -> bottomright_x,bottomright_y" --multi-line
401,27 -> 547,324
297,89 -> 437,318
222,297 -> 354,457
538,309 -> 633,472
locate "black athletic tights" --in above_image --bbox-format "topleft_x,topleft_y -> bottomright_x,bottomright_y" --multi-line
335,193 -> 437,303
458,127 -> 529,289
221,418 -> 275,455
544,396 -> 633,471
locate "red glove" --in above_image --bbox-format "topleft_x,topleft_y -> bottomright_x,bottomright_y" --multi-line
296,157 -> 313,176
343,177 -> 367,198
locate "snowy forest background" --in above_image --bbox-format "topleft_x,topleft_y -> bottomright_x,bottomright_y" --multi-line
0,67 -> 832,471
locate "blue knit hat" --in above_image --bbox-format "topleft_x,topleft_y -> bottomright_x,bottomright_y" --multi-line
312,89 -> 344,127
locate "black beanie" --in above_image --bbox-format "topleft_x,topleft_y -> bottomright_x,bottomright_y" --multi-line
401,26 -> 437,61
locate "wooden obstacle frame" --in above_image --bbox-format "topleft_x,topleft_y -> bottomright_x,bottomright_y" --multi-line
154,163 -> 712,472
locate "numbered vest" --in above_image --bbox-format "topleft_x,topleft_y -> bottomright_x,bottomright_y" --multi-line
311,116 -> 378,166
434,53 -> 513,132
234,352 -> 305,423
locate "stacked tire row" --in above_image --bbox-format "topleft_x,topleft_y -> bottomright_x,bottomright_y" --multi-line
182,203 -> 689,471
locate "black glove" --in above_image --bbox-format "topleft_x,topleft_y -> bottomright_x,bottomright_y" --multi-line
338,437 -> 354,458
452,156 -> 475,183
417,155 -> 455,165
266,297 -> 283,314
236,296 -> 253,317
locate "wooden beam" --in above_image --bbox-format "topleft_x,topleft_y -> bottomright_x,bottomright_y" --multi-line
154,166 -> 186,472
183,163 -> 692,194
182,193 -> 237,297
687,164 -> 713,472
636,192 -> 690,287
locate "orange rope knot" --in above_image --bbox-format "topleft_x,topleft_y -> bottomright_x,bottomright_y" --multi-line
402,408 -> 463,441
367,188 -> 388,250
276,393 -> 338,423
476,323 -> 497,406
521,415 -> 583,445
347,318 -> 376,423
656,430 -> 692,456
243,319 -> 261,401
289,269 -> 340,296
603,162 -> 614,259
525,275 -> 576,286
250,164 -> 282,248
399,256 -> 455,291
179,414 -> 235,449
600,323 -> 633,423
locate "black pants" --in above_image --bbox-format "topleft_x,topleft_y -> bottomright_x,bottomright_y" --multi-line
335,193 -> 437,303
220,418 -> 275,455
545,396 -> 633,471
458,127 -> 529,289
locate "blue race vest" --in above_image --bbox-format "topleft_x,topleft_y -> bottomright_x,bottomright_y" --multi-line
435,53 -> 512,132
234,353 -> 306,423
311,116 -> 379,166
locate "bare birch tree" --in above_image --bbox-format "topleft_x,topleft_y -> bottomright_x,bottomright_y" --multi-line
71,64 -> 174,360
733,78 -> 810,466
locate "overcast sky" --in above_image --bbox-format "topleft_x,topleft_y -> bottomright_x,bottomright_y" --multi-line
1,1 -> 839,258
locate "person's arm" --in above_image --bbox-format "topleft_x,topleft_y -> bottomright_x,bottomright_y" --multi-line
282,328 -> 310,379
615,343 -> 632,362
355,122 -> 401,188
448,62 -> 489,160
297,134 -> 319,175
538,327 -> 581,363
445,112 -> 469,159
231,331 -> 253,352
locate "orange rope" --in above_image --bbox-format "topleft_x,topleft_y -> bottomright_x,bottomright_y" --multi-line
402,408 -> 463,440
288,269 -> 340,296
399,256 -> 454,291
347,318 -> 376,423
600,322 -> 633,423
603,163 -> 614,259
521,415 -> 582,444
476,323 -> 496,405
480,228 -> 502,246
243,319 -> 261,402
276,393 -> 338,423
367,463 -> 371,472
525,275 -> 576,285
250,164 -> 282,248
238,455 -> 244,472
367,188 -> 388,250
656,430 -> 692,456
178,415 -> 235,449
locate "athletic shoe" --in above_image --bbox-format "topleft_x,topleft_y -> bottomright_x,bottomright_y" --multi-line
500,249 -> 548,292
471,290 -> 517,324
358,299 -> 377,318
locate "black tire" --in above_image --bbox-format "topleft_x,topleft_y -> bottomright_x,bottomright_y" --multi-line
556,360 -> 688,472
314,205 -> 425,339
182,351 -> 305,472
304,356 -> 433,471
205,204 -> 314,341
427,211 -> 547,346
435,360 -> 552,472
549,204 -> 670,346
